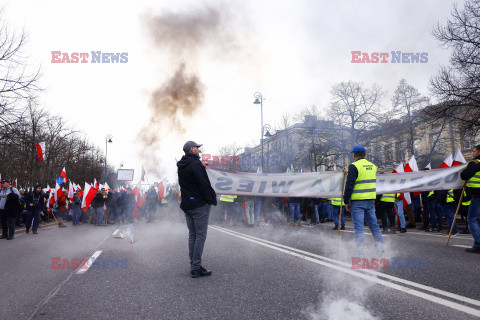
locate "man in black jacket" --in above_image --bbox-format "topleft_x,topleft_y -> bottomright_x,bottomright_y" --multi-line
24,184 -> 45,234
461,144 -> 480,253
177,141 -> 217,278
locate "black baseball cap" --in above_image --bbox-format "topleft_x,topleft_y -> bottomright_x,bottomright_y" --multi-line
2,179 -> 10,184
183,141 -> 203,153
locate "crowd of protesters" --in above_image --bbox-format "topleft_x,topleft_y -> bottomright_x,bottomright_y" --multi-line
0,181 -> 180,240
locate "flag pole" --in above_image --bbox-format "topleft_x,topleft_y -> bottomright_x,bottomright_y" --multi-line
337,171 -> 347,247
446,181 -> 468,247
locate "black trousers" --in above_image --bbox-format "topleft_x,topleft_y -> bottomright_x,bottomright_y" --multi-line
379,202 -> 395,230
1,210 -> 16,238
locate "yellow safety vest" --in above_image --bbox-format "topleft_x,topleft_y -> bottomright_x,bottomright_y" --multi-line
446,190 -> 454,203
380,194 -> 395,203
467,160 -> 480,189
462,190 -> 471,206
351,159 -> 377,200
220,195 -> 236,202
427,191 -> 434,198
331,197 -> 344,206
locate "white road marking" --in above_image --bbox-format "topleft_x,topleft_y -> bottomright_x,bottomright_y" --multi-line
453,245 -> 471,248
211,226 -> 480,317
76,250 -> 102,275
112,229 -> 119,235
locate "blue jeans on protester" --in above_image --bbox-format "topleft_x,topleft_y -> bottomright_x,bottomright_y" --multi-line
326,200 -> 333,220
95,207 -> 104,225
72,206 -> 81,225
289,203 -> 301,223
350,200 -> 383,253
442,204 -> 457,234
184,204 -> 211,271
394,199 -> 406,228
317,202 -> 326,222
255,198 -> 262,223
467,198 -> 480,248
332,205 -> 345,227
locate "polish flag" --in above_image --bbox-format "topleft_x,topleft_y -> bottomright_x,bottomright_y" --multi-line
60,167 -> 67,184
81,182 -> 97,211
141,166 -> 146,182
68,181 -> 74,201
404,155 -> 418,173
47,191 -> 54,209
54,183 -> 63,201
452,149 -> 467,166
94,178 -> 99,189
35,142 -> 46,161
392,162 -> 411,205
439,154 -> 453,168
14,178 -> 17,188
104,182 -> 110,191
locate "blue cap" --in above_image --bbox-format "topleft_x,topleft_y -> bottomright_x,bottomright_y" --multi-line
351,145 -> 366,154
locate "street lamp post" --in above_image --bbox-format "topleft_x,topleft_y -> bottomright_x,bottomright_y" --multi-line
105,134 -> 113,179
253,92 -> 264,173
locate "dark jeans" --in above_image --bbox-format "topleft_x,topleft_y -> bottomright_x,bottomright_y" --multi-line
379,202 -> 395,230
25,210 -> 41,232
184,204 -> 211,271
1,210 -> 16,238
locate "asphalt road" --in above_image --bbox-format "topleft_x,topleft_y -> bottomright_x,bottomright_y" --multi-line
1,214 -> 479,320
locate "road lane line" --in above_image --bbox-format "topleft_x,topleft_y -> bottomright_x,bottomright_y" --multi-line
211,226 -> 480,316
112,229 -> 119,235
453,245 -> 471,248
76,250 -> 102,275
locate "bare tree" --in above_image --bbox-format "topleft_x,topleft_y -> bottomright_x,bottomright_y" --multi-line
392,79 -> 430,157
328,81 -> 385,156
429,0 -> 480,129
0,9 -> 41,127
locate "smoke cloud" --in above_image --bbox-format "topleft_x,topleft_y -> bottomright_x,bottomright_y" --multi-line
138,5 -> 240,177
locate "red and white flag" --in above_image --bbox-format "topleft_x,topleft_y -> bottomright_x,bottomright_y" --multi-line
68,181 -> 74,201
404,155 -> 418,173
14,178 -> 17,188
54,183 -> 63,201
94,178 -> 99,189
141,166 -> 146,182
35,142 -> 46,161
452,149 -> 466,166
439,154 -> 453,168
157,179 -> 167,200
60,167 -> 67,184
81,182 -> 98,211
392,162 -> 411,205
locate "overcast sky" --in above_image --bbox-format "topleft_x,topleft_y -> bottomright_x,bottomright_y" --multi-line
5,0 -> 461,183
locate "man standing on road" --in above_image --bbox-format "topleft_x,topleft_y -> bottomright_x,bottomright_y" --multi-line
343,145 -> 384,255
460,144 -> 480,254
177,141 -> 217,278
0,179 -> 21,239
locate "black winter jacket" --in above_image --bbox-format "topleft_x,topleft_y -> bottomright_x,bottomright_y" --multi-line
461,156 -> 480,197
24,191 -> 45,212
177,153 -> 217,210
5,193 -> 24,217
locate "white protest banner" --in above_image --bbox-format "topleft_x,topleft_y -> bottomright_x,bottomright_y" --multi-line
206,164 -> 466,198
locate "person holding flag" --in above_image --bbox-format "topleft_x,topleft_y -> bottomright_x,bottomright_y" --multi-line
343,145 -> 384,255
460,144 -> 480,254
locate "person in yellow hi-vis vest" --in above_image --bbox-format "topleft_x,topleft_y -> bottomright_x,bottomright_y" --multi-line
378,193 -> 396,234
343,145 -> 383,254
460,144 -> 480,254
219,194 -> 237,223
330,197 -> 345,230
